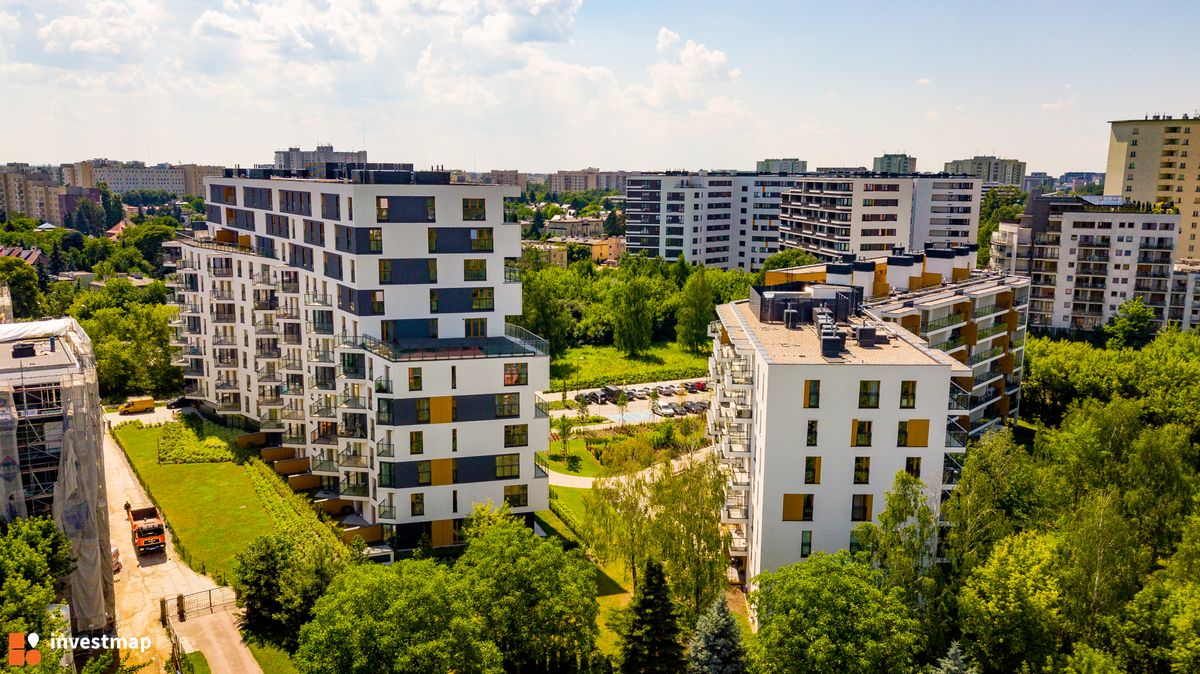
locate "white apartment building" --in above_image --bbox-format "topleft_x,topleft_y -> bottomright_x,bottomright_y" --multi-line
873,154 -> 917,173
778,175 -> 980,261
756,158 -> 807,173
547,168 -> 627,194
274,145 -> 369,171
488,170 -> 527,190
624,171 -> 808,271
62,160 -> 223,197
989,194 -> 1179,330
943,155 -> 1026,186
164,166 -> 550,555
713,247 -> 1029,583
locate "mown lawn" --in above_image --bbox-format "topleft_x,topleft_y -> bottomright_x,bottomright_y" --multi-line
112,423 -> 273,581
551,342 -> 709,389
539,439 -> 605,477
246,640 -> 299,674
184,651 -> 212,674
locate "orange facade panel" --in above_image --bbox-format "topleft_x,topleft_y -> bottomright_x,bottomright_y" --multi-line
431,519 -> 456,547
430,396 -> 454,424
430,458 -> 454,486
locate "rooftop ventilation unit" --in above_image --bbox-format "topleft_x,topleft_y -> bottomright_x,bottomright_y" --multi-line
11,342 -> 35,359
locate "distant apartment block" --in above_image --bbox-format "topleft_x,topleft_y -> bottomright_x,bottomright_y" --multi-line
711,246 -> 1029,581
1105,114 -> 1200,260
548,168 -> 627,194
274,145 -> 369,171
989,193 -> 1179,330
487,170 -> 527,190
0,318 -> 114,634
1022,172 -> 1055,193
544,215 -> 606,238
872,154 -> 917,173
624,171 -> 809,270
163,165 -> 550,558
756,158 -> 808,173
943,156 -> 1026,186
63,160 -> 223,197
778,175 -> 981,261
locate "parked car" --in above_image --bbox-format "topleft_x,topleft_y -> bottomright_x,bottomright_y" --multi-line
694,380 -> 707,391
652,403 -> 675,417
683,382 -> 698,393
632,388 -> 649,399
165,397 -> 190,409
669,402 -> 687,416
683,401 -> 702,414
118,396 -> 155,415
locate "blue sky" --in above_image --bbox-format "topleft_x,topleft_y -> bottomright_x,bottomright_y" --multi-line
1,0 -> 1197,175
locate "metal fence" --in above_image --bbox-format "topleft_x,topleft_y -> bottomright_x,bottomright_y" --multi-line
161,586 -> 238,624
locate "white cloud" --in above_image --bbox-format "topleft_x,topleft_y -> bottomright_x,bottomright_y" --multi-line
914,77 -> 931,85
1041,83 -> 1076,111
37,0 -> 164,56
0,10 -> 19,33
634,28 -> 741,107
656,27 -> 679,53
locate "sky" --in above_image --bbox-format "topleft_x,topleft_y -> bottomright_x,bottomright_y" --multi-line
1,0 -> 1198,175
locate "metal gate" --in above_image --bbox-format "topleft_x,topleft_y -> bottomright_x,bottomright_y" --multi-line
160,586 -> 237,623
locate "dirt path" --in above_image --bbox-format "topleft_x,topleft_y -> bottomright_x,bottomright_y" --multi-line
103,410 -> 263,674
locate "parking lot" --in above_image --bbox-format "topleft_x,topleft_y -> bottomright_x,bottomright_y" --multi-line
545,379 -> 713,424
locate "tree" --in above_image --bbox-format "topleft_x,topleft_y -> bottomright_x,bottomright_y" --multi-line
977,186 -> 1027,268
603,209 -> 623,236
1104,296 -> 1156,349
554,412 -> 573,456
120,217 -> 177,267
98,182 -> 124,228
586,470 -> 653,588
612,276 -> 653,356
750,551 -> 922,674
71,200 -> 108,237
1064,644 -> 1122,674
687,596 -> 747,674
295,560 -> 502,674
753,248 -> 818,284
676,269 -> 715,352
47,244 -> 64,277
530,208 -> 545,237
932,643 -> 977,674
615,391 -> 629,425
958,532 -> 1063,673
519,270 -> 572,357
0,256 -> 42,318
455,504 -> 599,671
619,559 -> 684,674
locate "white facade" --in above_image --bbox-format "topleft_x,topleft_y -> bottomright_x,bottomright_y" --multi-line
165,170 -> 549,554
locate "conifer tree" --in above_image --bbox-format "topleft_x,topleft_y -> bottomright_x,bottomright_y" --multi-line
620,559 -> 684,673
687,595 -> 747,674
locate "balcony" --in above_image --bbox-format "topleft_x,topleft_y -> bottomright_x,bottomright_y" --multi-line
305,293 -> 332,307
309,377 -> 336,392
339,482 -> 369,498
338,395 -> 367,410
338,451 -> 369,469
307,322 -> 334,336
969,417 -> 1001,436
210,267 -> 234,278
968,346 -> 1004,367
276,307 -> 300,321
311,432 -> 338,446
972,303 -> 1006,319
254,322 -> 279,335
210,288 -> 234,301
281,405 -> 305,420
943,453 -> 965,486
330,323 -> 549,364
212,313 -> 237,324
180,303 -> 203,315
256,368 -> 281,383
376,442 -> 395,458
181,364 -> 204,376
277,280 -> 300,294
338,425 -> 368,440
923,313 -> 968,333
308,349 -> 334,363
213,354 -> 238,368
504,264 -> 522,283
377,504 -> 396,520
256,348 -> 282,359
374,377 -> 393,394
212,333 -> 236,346
312,403 -> 336,418
259,413 -> 283,430
948,382 -> 970,411
282,359 -> 304,372
252,272 -> 274,287
336,365 -> 366,380
946,421 -> 968,448
216,379 -> 238,391
312,459 -> 337,474
934,336 -> 966,353
535,395 -> 550,418
973,369 -> 1003,387
975,324 -> 1007,341
281,432 -> 306,446
259,397 -> 284,407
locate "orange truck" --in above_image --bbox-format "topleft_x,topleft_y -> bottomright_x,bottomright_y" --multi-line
126,504 -> 165,555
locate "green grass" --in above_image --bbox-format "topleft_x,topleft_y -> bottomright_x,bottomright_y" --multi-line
539,439 -> 605,477
1014,418 -> 1039,453
113,423 -> 274,580
551,342 -> 709,389
550,485 -> 590,523
246,640 -> 299,674
184,651 -> 212,674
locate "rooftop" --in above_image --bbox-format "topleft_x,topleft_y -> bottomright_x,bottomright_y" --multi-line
0,320 -> 90,378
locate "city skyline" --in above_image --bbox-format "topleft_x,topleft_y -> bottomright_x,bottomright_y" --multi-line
1,1 -> 1198,174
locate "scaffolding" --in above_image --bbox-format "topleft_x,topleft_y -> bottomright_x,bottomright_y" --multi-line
0,283 -> 12,323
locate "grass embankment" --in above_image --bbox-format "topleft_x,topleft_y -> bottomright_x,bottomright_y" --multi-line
246,640 -> 299,674
184,651 -> 212,674
540,439 -> 606,477
551,342 -> 708,389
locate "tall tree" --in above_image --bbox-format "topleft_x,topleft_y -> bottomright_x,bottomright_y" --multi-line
687,596 -> 747,674
98,182 -> 125,227
518,270 -> 572,357
585,470 -> 653,589
71,200 -> 108,237
619,559 -> 684,674
0,256 -> 42,318
1104,296 -> 1156,349
932,643 -> 977,674
750,551 -> 922,674
612,276 -> 653,356
676,269 -> 715,352
753,248 -> 818,284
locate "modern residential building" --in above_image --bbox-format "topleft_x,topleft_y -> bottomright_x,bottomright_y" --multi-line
1022,172 -> 1055,193
710,245 -> 1029,582
624,171 -> 810,270
274,145 -> 369,171
163,165 -> 550,557
756,158 -> 807,173
989,193 -> 1178,330
778,174 -> 980,261
1104,114 -> 1200,260
0,317 -> 114,634
62,160 -> 224,197
872,154 -> 917,173
547,168 -> 627,194
943,155 -> 1026,186
815,166 -> 869,174
488,170 -> 527,190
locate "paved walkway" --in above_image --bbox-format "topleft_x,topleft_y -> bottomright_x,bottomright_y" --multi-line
103,409 -> 263,674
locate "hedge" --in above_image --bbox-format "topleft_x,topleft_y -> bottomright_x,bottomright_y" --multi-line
551,365 -> 708,391
244,459 -> 347,558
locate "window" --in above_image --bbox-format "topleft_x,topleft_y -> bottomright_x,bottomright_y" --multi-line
858,380 -> 880,408
898,420 -> 910,447
451,366 -> 457,389
806,420 -> 818,446
464,259 -> 487,281
378,259 -> 392,283
851,494 -> 873,522
495,453 -> 520,478
368,228 -> 383,253
452,428 -> 458,452
849,531 -> 861,553
429,289 -> 439,313
853,420 -> 872,447
905,456 -> 922,478
408,367 -> 422,391
800,531 -> 812,558
427,229 -> 437,252
504,363 -> 528,386
417,460 -> 431,485
464,318 -> 487,338
804,457 -> 821,485
804,380 -> 820,408
471,287 -> 495,310
428,259 -> 438,282
463,198 -> 486,221
409,431 -> 423,455
416,399 -> 430,423
853,457 -> 870,484
470,228 -> 494,251
452,489 -> 458,513
411,492 -> 425,516
782,494 -> 814,522
900,380 -> 917,409
370,290 -> 385,315
495,393 -> 520,418
504,484 -> 528,507
504,424 -> 528,447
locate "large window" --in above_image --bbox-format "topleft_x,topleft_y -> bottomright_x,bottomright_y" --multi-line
464,259 -> 487,281
905,456 -> 922,478
495,453 -> 520,478
782,494 -> 814,522
806,420 -> 818,446
800,531 -> 812,558
504,363 -> 528,386
429,289 -> 439,313
417,460 -> 431,485
853,457 -> 870,484
409,431 -> 423,455
854,420 -> 872,447
470,228 -> 494,252
858,380 -> 880,408
408,367 -> 422,391
379,259 -> 392,283
900,380 -> 917,409
463,198 -> 486,221
805,380 -> 820,408
897,420 -> 910,447
495,393 -> 520,418
471,287 -> 494,311
368,228 -> 383,253
416,399 -> 430,423
504,424 -> 528,447
851,494 -> 873,522
465,318 -> 487,338
503,484 -> 528,507
804,457 -> 821,485
377,196 -> 435,223
411,493 -> 425,516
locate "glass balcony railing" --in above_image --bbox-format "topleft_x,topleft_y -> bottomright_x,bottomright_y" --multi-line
923,313 -> 968,332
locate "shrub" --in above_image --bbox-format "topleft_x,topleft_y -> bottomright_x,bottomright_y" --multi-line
157,419 -> 236,463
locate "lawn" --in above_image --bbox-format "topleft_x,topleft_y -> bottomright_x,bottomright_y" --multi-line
184,651 -> 212,674
112,423 -> 274,581
551,342 -> 709,389
539,439 -> 605,477
247,640 -> 299,674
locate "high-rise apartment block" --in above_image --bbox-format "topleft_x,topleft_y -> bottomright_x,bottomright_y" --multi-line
778,175 -> 980,261
62,160 -> 223,197
547,168 -> 627,193
943,155 -> 1026,186
0,318 -> 114,633
274,145 -> 369,171
624,171 -> 807,270
488,170 -> 527,190
163,165 -> 550,556
989,194 -> 1179,330
1104,114 -> 1200,260
756,158 -> 807,173
872,154 -> 917,173
710,245 -> 1029,582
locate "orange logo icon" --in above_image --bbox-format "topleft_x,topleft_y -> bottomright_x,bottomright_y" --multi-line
7,632 -> 42,666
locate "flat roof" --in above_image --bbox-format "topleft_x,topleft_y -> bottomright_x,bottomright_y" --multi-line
868,275 -> 1028,315
0,336 -> 78,375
